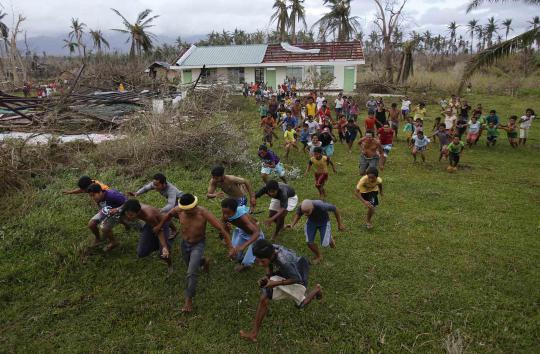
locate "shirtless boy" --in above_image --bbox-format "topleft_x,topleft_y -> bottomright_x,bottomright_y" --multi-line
221,198 -> 265,272
155,194 -> 233,312
358,131 -> 384,175
207,166 -> 256,209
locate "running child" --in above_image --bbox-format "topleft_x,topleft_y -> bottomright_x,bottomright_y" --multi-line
500,116 -> 519,148
345,118 -> 362,153
258,145 -> 287,183
298,123 -> 310,153
283,125 -> 298,159
431,124 -> 451,161
304,147 -> 336,200
447,136 -> 465,172
466,115 -> 481,148
403,117 -> 415,146
377,122 -> 394,170
486,122 -> 499,147
354,167 -> 383,229
388,102 -> 400,137
411,130 -> 431,162
261,113 -> 276,147
518,108 -> 535,145
307,134 -> 322,155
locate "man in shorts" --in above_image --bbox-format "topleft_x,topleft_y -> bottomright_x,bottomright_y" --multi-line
254,180 -> 298,241
122,199 -> 173,272
304,147 -> 336,199
354,167 -> 383,229
358,131 -> 384,175
87,183 -> 128,251
377,122 -> 394,170
154,194 -> 233,312
288,199 -> 344,264
239,239 -> 322,343
207,166 -> 256,209
221,198 -> 265,272
258,145 -> 287,183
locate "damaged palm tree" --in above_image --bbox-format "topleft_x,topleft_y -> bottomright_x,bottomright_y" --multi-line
396,40 -> 415,84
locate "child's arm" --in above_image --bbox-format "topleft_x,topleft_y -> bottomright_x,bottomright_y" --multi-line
378,183 -> 383,197
327,157 -> 337,173
304,161 -> 312,176
62,188 -> 84,195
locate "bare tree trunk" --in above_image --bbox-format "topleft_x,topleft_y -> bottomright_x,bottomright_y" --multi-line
10,15 -> 27,87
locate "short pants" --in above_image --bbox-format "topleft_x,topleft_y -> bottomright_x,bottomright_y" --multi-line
359,154 -> 380,175
345,132 -> 357,143
361,191 -> 379,207
264,132 -> 273,143
261,162 -> 286,177
390,121 -> 398,130
402,109 -> 409,117
507,132 -> 518,139
305,220 -> 332,246
415,145 -> 428,152
90,209 -> 122,231
382,144 -> 392,157
467,132 -> 479,141
322,144 -> 334,157
487,135 -> 497,142
314,172 -> 328,186
262,275 -> 307,306
449,152 -> 460,165
269,195 -> 298,212
231,228 -> 265,266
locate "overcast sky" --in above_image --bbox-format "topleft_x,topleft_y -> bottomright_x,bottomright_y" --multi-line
4,0 -> 539,41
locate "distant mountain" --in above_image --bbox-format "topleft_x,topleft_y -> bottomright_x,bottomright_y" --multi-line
17,32 -> 204,56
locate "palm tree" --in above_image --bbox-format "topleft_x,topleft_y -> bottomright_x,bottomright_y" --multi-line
289,0 -> 307,44
89,29 -> 109,53
111,8 -> 159,57
313,0 -> 360,42
69,18 -> 86,56
529,15 -> 540,29
484,17 -> 499,47
467,19 -> 478,53
270,0 -> 289,42
63,39 -> 79,56
459,0 -> 540,92
502,18 -> 513,39
447,21 -> 459,54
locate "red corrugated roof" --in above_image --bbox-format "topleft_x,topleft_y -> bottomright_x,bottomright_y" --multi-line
263,41 -> 364,63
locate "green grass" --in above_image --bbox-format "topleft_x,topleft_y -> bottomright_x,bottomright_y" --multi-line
1,94 -> 539,353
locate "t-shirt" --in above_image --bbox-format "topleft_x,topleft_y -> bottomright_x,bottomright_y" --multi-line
316,96 -> 325,110
365,117 -> 376,130
296,200 -> 336,226
306,120 -> 319,135
299,129 -> 310,142
435,131 -> 451,146
447,141 -> 465,154
444,115 -> 457,130
136,181 -> 184,213
101,189 -> 127,209
258,150 -> 280,165
259,105 -> 268,117
519,115 -> 535,129
412,135 -> 430,148
375,110 -> 387,125
255,183 -> 296,209
401,100 -> 411,111
284,130 -> 295,142
377,128 -> 394,145
271,245 -> 308,285
356,175 -> 383,193
308,141 -> 322,155
414,107 -> 426,120
366,99 -> 378,112
319,132 -> 333,147
309,156 -> 329,173
468,121 -> 481,134
486,126 -> 499,137
306,103 -> 317,117
335,98 -> 344,109
403,123 -> 414,132
486,115 -> 499,126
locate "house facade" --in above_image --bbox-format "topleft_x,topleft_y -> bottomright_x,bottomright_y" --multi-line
172,41 -> 365,92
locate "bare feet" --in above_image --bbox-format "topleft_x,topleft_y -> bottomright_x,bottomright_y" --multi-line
315,284 -> 323,300
103,242 -> 119,252
365,223 -> 373,230
181,298 -> 193,313
311,256 -> 322,265
201,257 -> 210,273
239,329 -> 258,342
329,238 -> 336,248
91,238 -> 103,247
234,264 -> 251,272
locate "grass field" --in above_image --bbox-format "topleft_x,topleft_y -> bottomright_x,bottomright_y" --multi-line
1,93 -> 539,353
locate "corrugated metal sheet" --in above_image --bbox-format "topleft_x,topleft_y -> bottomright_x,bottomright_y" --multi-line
178,44 -> 268,67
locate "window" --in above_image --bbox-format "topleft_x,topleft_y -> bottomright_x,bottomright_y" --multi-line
200,68 -> 217,84
286,66 -> 303,83
255,68 -> 265,84
227,67 -> 245,84
318,65 -> 334,78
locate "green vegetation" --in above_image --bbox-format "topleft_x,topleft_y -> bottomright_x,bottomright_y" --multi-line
1,94 -> 539,352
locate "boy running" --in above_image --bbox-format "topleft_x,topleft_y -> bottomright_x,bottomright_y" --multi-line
63,175 -> 109,195
518,108 -> 535,145
207,166 -> 256,209
377,122 -> 394,170
358,131 -> 384,175
254,180 -> 298,241
431,124 -> 451,161
486,122 -> 499,147
288,199 -> 344,264
239,239 -> 322,343
261,113 -> 276,147
411,131 -> 431,162
345,118 -> 362,153
221,198 -> 265,272
283,125 -> 298,159
403,117 -> 415,146
354,167 -> 383,229
305,147 -> 336,200
447,136 -> 465,172
155,194 -> 233,313
500,116 -> 519,148
258,145 -> 287,183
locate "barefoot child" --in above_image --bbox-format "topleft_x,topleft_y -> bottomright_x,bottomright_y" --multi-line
122,199 -> 173,271
431,124 -> 451,161
305,147 -> 336,199
447,136 -> 465,171
411,131 -> 431,162
518,108 -> 535,145
486,122 -> 499,147
155,194 -> 233,312
258,145 -> 287,183
377,122 -> 394,170
466,115 -> 481,148
283,125 -> 298,159
288,199 -> 344,264
298,123 -> 310,153
254,180 -> 298,241
221,198 -> 265,272
261,113 -> 276,147
500,116 -> 519,148
354,167 -> 383,229
403,117 -> 414,146
239,239 -> 322,343
345,119 -> 362,153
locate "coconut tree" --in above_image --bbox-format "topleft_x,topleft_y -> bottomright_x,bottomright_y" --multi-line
467,19 -> 478,53
447,21 -> 459,54
69,18 -> 86,56
89,29 -> 109,53
111,8 -> 159,57
502,18 -> 513,39
459,0 -> 540,92
289,0 -> 307,44
312,0 -> 361,42
63,39 -> 79,56
484,17 -> 499,47
270,0 -> 289,42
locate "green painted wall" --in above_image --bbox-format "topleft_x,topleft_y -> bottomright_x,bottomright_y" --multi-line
344,67 -> 355,92
182,70 -> 192,84
265,69 -> 276,90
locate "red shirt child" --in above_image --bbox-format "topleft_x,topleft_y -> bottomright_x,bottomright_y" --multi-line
377,126 -> 395,145
365,115 -> 377,131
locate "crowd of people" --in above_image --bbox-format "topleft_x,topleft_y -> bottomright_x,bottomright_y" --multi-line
63,89 -> 535,343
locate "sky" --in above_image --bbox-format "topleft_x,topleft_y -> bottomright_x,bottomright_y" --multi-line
4,0 -> 539,42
